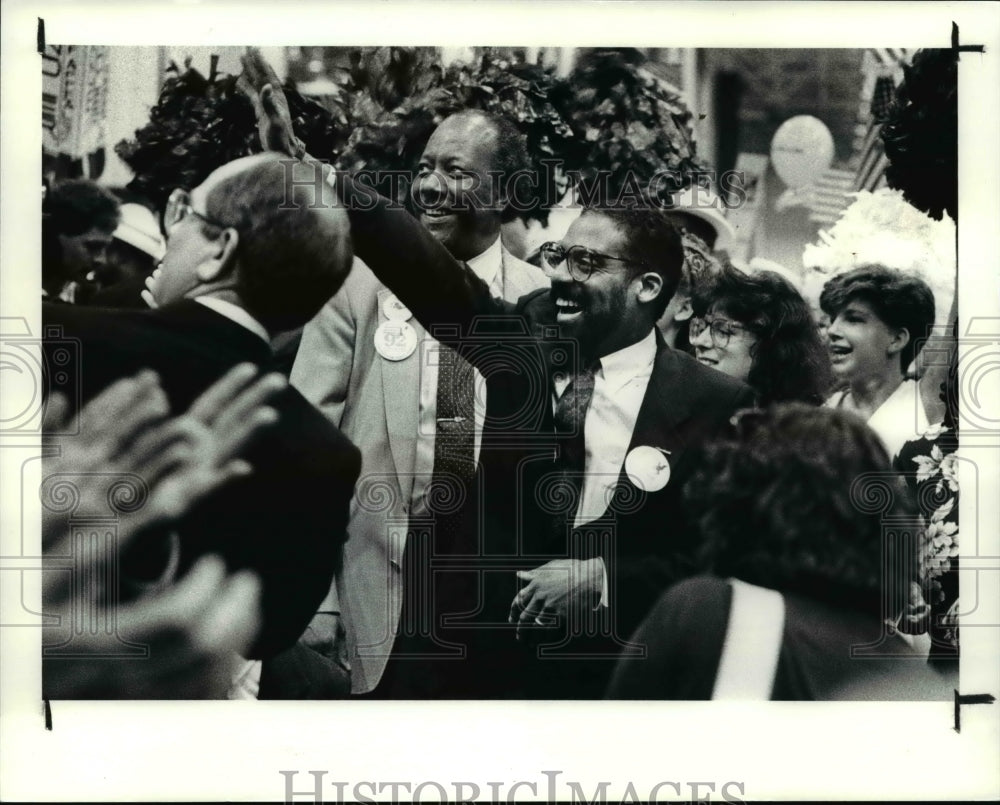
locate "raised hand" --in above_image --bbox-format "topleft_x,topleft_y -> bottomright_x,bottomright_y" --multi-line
41,370 -> 170,548
42,364 -> 285,586
237,47 -> 305,158
138,362 -> 286,529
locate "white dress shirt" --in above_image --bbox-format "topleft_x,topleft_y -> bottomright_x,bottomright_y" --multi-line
552,329 -> 657,607
410,236 -> 504,515
826,378 -> 931,462
553,329 -> 657,527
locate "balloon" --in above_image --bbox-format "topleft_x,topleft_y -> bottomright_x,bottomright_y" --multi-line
770,115 -> 835,189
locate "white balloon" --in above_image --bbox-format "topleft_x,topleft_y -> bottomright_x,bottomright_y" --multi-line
770,115 -> 835,189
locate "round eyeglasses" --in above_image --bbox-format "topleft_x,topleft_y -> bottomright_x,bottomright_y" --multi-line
539,241 -> 645,282
163,188 -> 228,233
689,315 -> 754,348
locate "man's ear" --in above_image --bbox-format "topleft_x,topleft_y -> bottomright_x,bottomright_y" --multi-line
195,227 -> 240,283
636,271 -> 664,305
886,326 -> 911,357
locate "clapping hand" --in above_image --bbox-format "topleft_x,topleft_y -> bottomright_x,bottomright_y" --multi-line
141,266 -> 161,309
43,554 -> 262,699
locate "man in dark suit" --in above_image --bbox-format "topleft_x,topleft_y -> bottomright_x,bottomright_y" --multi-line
43,153 -> 361,680
330,172 -> 755,698
242,63 -> 753,697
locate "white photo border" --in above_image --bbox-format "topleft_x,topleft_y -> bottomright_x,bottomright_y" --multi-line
2,1 -> 998,801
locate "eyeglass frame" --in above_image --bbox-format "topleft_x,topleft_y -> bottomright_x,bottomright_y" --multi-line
163,187 -> 230,234
688,314 -> 756,348
538,241 -> 648,282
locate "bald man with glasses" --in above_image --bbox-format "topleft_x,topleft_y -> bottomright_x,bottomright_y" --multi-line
42,154 -> 361,687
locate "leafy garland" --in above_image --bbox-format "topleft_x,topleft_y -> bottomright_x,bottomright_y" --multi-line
116,48 -> 707,224
115,57 -> 346,214
550,48 -> 708,202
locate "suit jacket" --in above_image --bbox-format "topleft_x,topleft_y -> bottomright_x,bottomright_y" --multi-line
291,251 -> 548,694
42,300 -> 361,661
339,176 -> 754,697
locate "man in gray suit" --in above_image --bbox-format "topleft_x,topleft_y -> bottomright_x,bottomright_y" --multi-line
290,110 -> 549,697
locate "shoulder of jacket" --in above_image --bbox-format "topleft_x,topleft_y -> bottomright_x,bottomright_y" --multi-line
657,347 -> 754,402
516,285 -> 550,311
504,251 -> 550,292
321,256 -> 386,317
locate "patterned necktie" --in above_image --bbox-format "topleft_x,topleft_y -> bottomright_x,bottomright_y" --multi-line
394,297 -> 478,659
429,330 -> 476,554
551,364 -> 598,528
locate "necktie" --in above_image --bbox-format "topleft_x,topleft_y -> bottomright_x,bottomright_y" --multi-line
551,364 -> 598,530
429,339 -> 477,551
393,303 -> 478,666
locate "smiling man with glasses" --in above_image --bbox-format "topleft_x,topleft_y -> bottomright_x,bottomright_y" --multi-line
330,190 -> 757,699
538,208 -> 672,364
244,60 -> 755,699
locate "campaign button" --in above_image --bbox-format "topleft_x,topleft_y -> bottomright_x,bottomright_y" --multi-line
382,294 -> 412,322
624,445 -> 671,492
374,320 -> 418,361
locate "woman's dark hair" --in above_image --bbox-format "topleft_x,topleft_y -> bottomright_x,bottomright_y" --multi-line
43,179 -> 121,236
692,265 -> 833,405
684,404 -> 918,617
819,265 -> 936,374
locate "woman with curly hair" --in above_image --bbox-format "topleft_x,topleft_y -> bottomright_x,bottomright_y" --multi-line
688,265 -> 832,406
606,404 -> 953,700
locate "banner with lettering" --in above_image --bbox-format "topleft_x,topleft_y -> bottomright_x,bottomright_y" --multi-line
42,45 -> 109,179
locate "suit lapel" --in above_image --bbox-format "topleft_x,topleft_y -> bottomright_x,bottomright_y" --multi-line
603,341 -> 696,518
376,288 -> 422,502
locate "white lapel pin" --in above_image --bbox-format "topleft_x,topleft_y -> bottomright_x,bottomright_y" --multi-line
624,445 -> 672,492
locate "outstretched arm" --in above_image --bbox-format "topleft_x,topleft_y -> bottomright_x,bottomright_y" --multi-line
237,49 -> 515,343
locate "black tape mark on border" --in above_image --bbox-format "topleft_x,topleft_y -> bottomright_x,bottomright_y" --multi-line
37,18 -> 46,54
953,690 -> 995,733
44,698 -> 53,730
952,22 -> 985,57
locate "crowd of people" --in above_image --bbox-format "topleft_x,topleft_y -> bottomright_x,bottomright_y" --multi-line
39,50 -> 959,701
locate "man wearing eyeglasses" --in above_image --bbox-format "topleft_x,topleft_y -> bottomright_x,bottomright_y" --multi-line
329,178 -> 754,697
41,153 -> 361,693
245,59 -> 753,698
